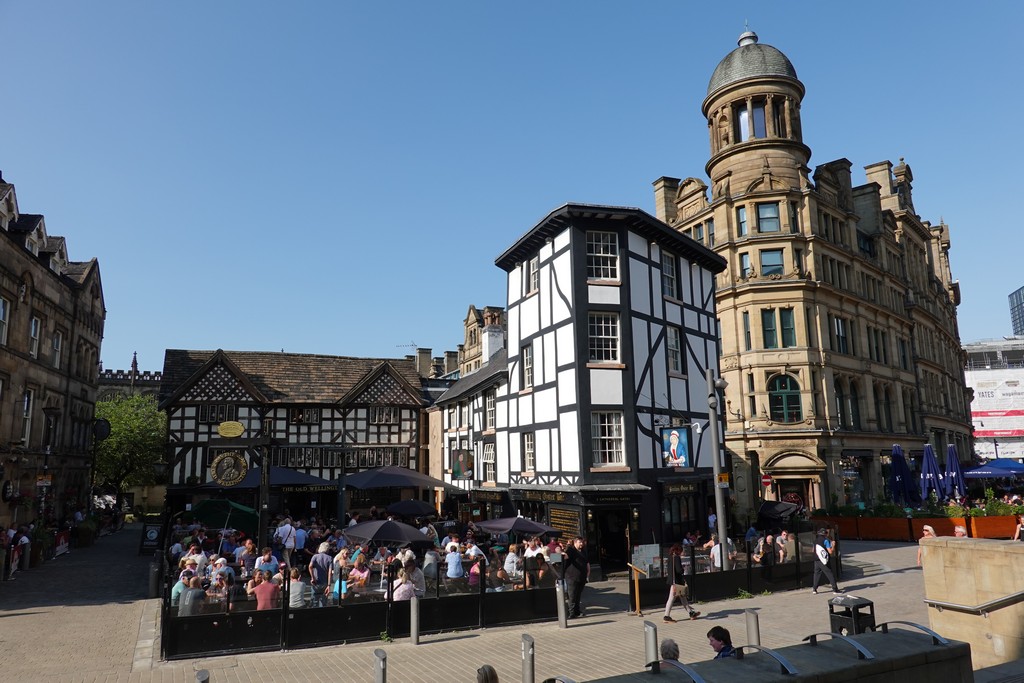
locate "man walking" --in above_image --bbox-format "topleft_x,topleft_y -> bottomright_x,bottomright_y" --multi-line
275,517 -> 297,568
811,528 -> 842,594
564,536 -> 590,618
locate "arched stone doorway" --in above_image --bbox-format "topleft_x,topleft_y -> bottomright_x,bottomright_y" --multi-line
762,451 -> 825,511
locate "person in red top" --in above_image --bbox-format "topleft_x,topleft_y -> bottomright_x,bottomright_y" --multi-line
252,570 -> 280,610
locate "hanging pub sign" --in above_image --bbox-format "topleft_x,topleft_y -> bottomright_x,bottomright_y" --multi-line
661,427 -> 690,467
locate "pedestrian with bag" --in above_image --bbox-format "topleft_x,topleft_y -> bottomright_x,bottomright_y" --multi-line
663,543 -> 700,622
564,536 -> 590,618
811,527 -> 843,594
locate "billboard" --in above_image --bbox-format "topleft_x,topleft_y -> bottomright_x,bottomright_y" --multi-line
452,449 -> 475,480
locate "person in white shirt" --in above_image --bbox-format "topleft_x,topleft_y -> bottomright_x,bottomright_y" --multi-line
275,517 -> 296,568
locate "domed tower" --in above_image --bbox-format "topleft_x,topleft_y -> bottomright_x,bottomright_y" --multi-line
703,31 -> 810,197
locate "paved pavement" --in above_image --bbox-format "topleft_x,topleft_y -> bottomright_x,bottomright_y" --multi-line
0,526 -> 932,682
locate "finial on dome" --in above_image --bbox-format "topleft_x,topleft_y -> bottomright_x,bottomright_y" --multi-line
738,24 -> 758,47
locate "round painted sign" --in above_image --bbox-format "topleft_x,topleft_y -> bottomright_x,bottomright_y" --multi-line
761,473 -> 773,487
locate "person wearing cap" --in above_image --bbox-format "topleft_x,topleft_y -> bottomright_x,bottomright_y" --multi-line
212,557 -> 236,582
180,557 -> 200,582
171,569 -> 195,606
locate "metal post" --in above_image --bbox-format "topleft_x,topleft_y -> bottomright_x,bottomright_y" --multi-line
521,634 -> 535,683
195,670 -> 210,683
707,368 -> 730,571
374,648 -> 387,683
258,442 -> 269,545
644,620 -> 660,673
745,608 -> 761,646
555,579 -> 568,627
410,595 -> 420,645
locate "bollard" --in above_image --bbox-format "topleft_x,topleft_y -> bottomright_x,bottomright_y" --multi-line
555,580 -> 567,628
745,608 -> 761,646
374,648 -> 387,683
522,634 -> 535,683
410,595 -> 420,645
195,670 -> 210,683
148,559 -> 162,598
644,620 -> 660,673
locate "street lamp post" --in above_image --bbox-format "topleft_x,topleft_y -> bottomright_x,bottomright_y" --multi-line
706,368 -> 730,571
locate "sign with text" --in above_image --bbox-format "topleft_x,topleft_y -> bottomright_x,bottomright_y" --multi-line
660,427 -> 690,467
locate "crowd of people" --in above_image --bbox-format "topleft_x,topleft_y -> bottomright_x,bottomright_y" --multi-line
164,510 -> 587,616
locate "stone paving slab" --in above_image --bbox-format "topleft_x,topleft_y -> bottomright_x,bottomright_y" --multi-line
1,528 -> 933,682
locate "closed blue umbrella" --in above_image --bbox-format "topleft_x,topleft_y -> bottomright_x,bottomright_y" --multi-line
890,444 -> 922,506
944,445 -> 967,499
920,444 -> 944,501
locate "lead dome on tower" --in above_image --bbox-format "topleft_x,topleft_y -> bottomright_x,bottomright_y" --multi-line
707,31 -> 798,96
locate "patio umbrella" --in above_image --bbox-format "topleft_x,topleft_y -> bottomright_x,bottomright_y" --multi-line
343,519 -> 432,547
944,445 -> 967,499
386,499 -> 437,518
963,465 -> 1023,479
341,466 -> 461,492
919,444 -> 945,502
981,458 -> 1024,473
889,444 -> 922,507
474,516 -> 560,536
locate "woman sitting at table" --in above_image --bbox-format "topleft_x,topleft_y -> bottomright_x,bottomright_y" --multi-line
348,555 -> 371,589
245,569 -> 265,600
391,568 -> 416,601
503,543 -> 524,584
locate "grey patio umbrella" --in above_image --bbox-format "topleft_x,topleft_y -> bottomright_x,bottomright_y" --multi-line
386,499 -> 437,518
342,519 -> 432,546
474,516 -> 560,536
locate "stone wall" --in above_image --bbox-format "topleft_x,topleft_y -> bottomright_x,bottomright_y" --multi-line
921,536 -> 1024,669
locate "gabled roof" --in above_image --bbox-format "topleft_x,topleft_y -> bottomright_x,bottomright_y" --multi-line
41,236 -> 66,255
8,213 -> 42,234
436,348 -> 508,405
159,349 -> 424,407
495,203 -> 726,274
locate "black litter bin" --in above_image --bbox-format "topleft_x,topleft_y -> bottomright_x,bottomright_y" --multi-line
828,595 -> 875,635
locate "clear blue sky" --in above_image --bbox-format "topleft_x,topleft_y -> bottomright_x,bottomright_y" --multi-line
4,2 -> 1020,373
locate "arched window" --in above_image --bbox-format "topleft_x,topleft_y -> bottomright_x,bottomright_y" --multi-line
769,375 -> 802,423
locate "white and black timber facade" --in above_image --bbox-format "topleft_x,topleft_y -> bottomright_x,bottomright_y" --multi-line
465,204 -> 726,573
159,349 -> 427,520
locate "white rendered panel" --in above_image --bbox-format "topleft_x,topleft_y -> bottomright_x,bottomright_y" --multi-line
534,385 -> 558,423
635,411 -> 657,469
551,250 -> 573,322
556,324 -> 576,367
627,231 -> 647,255
557,368 -> 577,407
508,301 -> 521,350
540,275 -> 551,329
543,332 -> 557,383
520,292 -> 540,339
536,428 -> 552,472
519,394 -> 534,425
588,284 -> 620,305
629,255 -> 651,316
666,300 -> 682,326
508,396 -> 518,427
590,368 -> 624,405
559,412 -> 580,471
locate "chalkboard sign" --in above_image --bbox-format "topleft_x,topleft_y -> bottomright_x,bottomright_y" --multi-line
138,522 -> 163,555
548,506 -> 581,537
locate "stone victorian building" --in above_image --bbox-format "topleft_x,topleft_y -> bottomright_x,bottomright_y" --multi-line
653,32 -> 971,518
0,171 -> 105,529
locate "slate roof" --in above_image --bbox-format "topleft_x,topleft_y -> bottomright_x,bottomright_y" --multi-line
41,236 -> 66,254
63,260 -> 96,285
159,349 -> 424,405
707,31 -> 798,97
8,213 -> 43,234
436,348 -> 508,404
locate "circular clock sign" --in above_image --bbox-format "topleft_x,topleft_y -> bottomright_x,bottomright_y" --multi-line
210,451 -> 248,487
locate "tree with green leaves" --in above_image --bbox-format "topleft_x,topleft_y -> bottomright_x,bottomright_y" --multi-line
94,394 -> 167,506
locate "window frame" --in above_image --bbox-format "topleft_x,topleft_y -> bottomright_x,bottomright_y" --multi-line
521,344 -> 534,389
52,330 -> 63,369
523,432 -> 535,471
661,251 -> 678,298
756,202 -> 781,233
29,316 -> 40,358
484,390 -> 495,430
586,231 -> 619,281
780,308 -> 796,348
525,256 -> 540,294
591,411 -> 625,466
20,388 -> 33,446
0,296 -> 8,345
482,442 -> 496,483
736,206 -> 747,237
588,312 -> 620,363
761,309 -> 778,349
760,249 -> 784,277
666,325 -> 683,374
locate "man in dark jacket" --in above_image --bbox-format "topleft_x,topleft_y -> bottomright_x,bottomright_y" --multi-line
563,536 -> 590,618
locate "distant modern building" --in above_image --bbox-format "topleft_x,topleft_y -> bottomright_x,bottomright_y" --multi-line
1009,286 -> 1024,336
964,338 -> 1024,461
652,31 -> 972,518
0,170 -> 106,530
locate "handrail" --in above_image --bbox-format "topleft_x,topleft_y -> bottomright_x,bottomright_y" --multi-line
923,590 -> 1024,618
735,644 -> 798,675
626,562 -> 649,576
661,659 -> 708,682
867,621 -> 949,646
802,632 -> 875,660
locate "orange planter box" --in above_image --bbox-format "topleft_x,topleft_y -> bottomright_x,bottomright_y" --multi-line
911,518 -> 965,538
968,515 -> 1018,539
855,517 -> 913,542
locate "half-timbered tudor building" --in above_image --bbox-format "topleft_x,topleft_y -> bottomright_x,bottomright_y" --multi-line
447,203 -> 726,575
159,349 -> 428,522
0,171 -> 105,532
